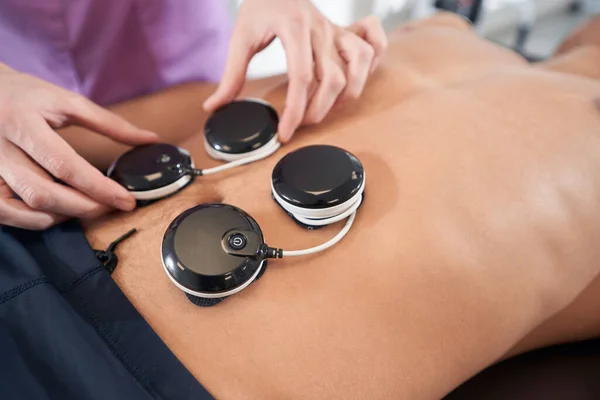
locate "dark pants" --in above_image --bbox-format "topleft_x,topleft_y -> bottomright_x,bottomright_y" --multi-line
0,220 -> 213,400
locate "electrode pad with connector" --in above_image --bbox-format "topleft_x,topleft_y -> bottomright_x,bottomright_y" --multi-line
271,145 -> 365,230
161,203 -> 269,307
107,143 -> 194,202
203,99 -> 280,167
161,194 -> 365,307
108,99 -> 280,203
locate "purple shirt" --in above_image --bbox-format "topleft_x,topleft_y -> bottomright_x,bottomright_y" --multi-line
0,0 -> 231,105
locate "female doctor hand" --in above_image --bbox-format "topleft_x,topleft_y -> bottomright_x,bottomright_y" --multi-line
0,64 -> 158,230
203,0 -> 388,143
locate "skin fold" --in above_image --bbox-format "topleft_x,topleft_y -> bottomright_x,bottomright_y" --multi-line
72,13 -> 600,400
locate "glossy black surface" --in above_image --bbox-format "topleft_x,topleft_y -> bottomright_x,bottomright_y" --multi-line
272,145 -> 364,209
204,100 -> 278,154
221,228 -> 264,256
227,232 -> 247,250
108,143 -> 192,192
162,203 -> 266,294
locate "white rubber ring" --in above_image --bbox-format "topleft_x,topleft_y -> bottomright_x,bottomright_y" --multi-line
271,172 -> 366,226
161,250 -> 265,299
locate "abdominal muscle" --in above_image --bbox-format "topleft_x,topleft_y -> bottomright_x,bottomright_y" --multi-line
83,23 -> 600,400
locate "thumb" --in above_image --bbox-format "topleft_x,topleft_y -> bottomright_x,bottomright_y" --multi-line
203,30 -> 255,112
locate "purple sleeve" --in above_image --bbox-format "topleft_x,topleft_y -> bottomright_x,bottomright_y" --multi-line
0,0 -> 232,105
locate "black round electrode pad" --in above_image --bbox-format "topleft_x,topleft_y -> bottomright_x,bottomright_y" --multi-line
204,100 -> 279,156
161,203 -> 267,304
107,143 -> 193,200
273,145 -> 364,206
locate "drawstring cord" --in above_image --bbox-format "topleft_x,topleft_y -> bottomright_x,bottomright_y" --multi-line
93,228 -> 137,274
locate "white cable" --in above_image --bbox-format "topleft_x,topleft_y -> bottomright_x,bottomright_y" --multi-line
282,209 -> 358,257
291,194 -> 362,227
272,175 -> 365,256
201,135 -> 280,175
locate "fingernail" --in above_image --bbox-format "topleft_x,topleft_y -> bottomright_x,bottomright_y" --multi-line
203,96 -> 217,111
141,130 -> 159,139
277,125 -> 287,142
370,59 -> 380,74
278,130 -> 291,144
114,196 -> 135,211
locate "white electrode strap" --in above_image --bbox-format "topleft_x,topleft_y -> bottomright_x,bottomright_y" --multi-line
281,211 -> 357,257
272,178 -> 365,227
201,135 -> 280,175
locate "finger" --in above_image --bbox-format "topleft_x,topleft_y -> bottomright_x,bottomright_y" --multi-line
336,31 -> 374,103
0,196 -> 64,231
60,91 -> 158,145
302,27 -> 346,126
277,22 -> 314,143
6,116 -> 136,211
348,15 -> 388,72
0,140 -> 111,219
0,176 -> 65,230
0,177 -> 14,198
203,25 -> 256,112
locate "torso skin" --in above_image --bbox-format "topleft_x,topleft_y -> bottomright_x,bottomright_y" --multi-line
82,14 -> 600,399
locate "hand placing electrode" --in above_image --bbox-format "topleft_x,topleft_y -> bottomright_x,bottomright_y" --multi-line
106,99 -> 366,307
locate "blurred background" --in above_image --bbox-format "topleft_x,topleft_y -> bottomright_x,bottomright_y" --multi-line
226,0 -> 600,78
